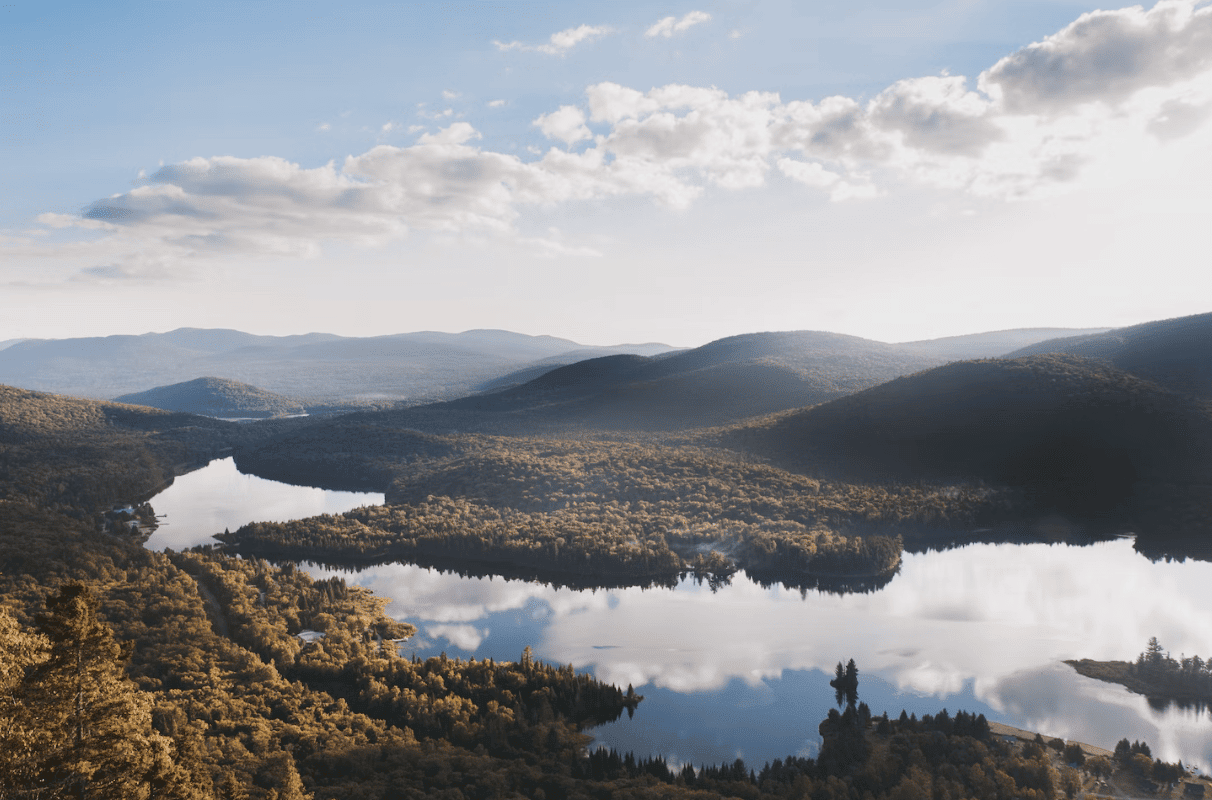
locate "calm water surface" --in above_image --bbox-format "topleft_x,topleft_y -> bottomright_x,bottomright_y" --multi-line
144,457 -> 383,551
148,458 -> 1212,771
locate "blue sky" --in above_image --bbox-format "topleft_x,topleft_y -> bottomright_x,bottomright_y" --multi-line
3,0 -> 1210,346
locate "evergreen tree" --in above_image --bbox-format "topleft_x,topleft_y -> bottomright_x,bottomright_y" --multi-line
256,752 -> 313,800
23,583 -> 203,800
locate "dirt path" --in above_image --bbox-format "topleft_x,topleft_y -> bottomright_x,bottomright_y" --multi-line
194,579 -> 231,639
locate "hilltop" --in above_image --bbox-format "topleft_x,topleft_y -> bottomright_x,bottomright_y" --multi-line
115,376 -> 306,419
1006,312 -> 1212,398
365,330 -> 954,432
895,327 -> 1110,361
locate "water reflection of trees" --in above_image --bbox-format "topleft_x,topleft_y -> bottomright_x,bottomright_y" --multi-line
274,550 -> 900,596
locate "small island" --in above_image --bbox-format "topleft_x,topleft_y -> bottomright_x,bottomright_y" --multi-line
1068,638 -> 1212,707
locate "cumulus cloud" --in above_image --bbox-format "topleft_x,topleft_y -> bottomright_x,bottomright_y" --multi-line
425,624 -> 488,651
29,1 -> 1212,270
980,0 -> 1212,114
533,105 -> 593,145
495,23 -> 613,55
645,11 -> 712,38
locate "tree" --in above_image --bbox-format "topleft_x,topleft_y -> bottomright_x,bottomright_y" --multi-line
1143,637 -> 1165,674
0,607 -> 49,793
256,752 -> 313,800
829,659 -> 859,710
23,583 -> 203,800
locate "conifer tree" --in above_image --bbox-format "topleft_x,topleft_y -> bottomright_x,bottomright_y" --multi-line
23,583 -> 206,800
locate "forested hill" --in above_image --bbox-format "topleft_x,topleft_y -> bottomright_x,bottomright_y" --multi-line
724,354 -> 1212,546
0,384 -> 251,512
371,330 -> 953,432
115,376 -> 306,419
1005,312 -> 1212,398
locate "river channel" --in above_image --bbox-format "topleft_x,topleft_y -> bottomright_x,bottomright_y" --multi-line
146,457 -> 1212,772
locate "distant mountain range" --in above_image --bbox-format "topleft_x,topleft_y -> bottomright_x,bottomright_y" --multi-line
894,327 -> 1110,361
395,328 -> 1115,431
114,377 -> 306,419
430,330 -> 948,430
0,328 -> 677,405
0,324 -> 1116,428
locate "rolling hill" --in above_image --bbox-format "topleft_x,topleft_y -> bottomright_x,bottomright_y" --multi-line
114,377 -> 306,419
724,354 -> 1212,533
1005,312 -> 1212,398
396,330 -> 956,431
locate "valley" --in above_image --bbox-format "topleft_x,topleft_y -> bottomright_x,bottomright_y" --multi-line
1,312 -> 1211,799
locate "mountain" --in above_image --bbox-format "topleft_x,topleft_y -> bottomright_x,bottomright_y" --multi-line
0,328 -> 679,405
725,354 -> 1212,525
352,330 -> 954,432
895,328 -> 1111,361
114,377 -> 306,419
1005,312 -> 1212,398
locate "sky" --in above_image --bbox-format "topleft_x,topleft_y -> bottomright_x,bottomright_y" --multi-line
2,0 -> 1210,347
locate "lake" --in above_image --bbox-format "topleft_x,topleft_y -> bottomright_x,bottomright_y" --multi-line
147,457 -> 1212,772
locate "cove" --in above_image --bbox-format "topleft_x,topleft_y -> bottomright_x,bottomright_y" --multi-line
146,457 -> 1212,772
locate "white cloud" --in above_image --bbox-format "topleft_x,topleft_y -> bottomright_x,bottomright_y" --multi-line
425,623 -> 488,651
979,0 -> 1212,114
533,105 -> 593,145
645,10 -> 712,39
495,23 -> 613,55
442,89 -> 461,100
22,1 -> 1212,274
487,99 -> 507,108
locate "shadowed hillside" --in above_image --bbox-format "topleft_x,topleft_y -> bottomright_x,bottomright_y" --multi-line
1006,312 -> 1212,398
115,376 -> 306,419
377,330 -> 952,432
724,354 -> 1212,546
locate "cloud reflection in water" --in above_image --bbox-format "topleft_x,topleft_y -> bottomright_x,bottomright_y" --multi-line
313,538 -> 1212,766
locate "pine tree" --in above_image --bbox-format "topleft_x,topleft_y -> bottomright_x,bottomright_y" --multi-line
23,583 -> 204,800
257,752 -> 313,800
